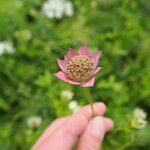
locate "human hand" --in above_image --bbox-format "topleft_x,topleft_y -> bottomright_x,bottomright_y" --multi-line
32,102 -> 113,150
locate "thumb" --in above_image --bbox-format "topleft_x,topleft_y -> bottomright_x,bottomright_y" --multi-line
77,117 -> 113,150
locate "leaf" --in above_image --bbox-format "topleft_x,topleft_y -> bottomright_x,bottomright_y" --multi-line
0,98 -> 9,111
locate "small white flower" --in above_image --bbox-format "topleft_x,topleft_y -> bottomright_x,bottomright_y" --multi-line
0,41 -> 14,55
64,1 -> 74,16
42,0 -> 74,19
131,108 -> 147,129
133,108 -> 147,120
68,100 -> 80,113
27,116 -> 42,129
61,90 -> 73,101
131,119 -> 147,129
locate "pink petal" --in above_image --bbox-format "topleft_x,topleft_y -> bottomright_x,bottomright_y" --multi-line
78,44 -> 90,56
81,77 -> 95,87
57,59 -> 66,72
95,67 -> 102,74
54,71 -> 81,85
65,48 -> 78,62
90,51 -> 101,68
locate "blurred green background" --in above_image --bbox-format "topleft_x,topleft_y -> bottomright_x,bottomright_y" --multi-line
0,0 -> 150,149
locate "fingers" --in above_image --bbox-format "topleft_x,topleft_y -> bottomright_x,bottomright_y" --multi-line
103,118 -> 114,131
32,102 -> 107,150
77,117 -> 113,150
33,102 -> 106,150
32,117 -> 69,150
60,102 -> 106,141
78,102 -> 106,119
55,102 -> 106,149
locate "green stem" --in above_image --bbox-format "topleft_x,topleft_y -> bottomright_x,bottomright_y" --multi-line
85,88 -> 96,117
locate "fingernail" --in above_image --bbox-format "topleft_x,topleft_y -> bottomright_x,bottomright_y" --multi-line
90,117 -> 106,139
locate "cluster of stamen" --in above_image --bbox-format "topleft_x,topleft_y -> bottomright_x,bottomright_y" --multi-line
66,55 -> 93,82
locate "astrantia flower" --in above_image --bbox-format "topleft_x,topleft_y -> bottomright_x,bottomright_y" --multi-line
54,45 -> 102,87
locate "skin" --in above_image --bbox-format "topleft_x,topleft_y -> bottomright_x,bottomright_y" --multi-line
32,102 -> 113,150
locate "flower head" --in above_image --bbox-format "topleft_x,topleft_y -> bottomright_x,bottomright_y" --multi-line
61,90 -> 74,101
54,44 -> 102,87
27,116 -> 42,129
68,100 -> 80,113
131,108 -> 147,129
42,0 -> 74,19
0,41 -> 14,55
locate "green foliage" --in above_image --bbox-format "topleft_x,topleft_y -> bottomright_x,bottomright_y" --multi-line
0,0 -> 149,149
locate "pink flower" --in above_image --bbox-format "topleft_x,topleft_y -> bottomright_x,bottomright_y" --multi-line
54,44 -> 102,87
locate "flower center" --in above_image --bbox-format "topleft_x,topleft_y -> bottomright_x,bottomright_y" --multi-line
66,55 -> 93,82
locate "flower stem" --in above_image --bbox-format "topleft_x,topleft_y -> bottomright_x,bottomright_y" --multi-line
85,88 -> 96,117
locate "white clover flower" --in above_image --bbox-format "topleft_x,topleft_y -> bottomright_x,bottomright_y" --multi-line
133,108 -> 147,120
0,41 -> 14,55
27,116 -> 42,129
61,90 -> 73,101
68,100 -> 80,113
42,0 -> 74,19
131,108 -> 147,129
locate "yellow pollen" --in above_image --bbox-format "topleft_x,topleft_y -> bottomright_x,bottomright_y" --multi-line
66,55 -> 93,82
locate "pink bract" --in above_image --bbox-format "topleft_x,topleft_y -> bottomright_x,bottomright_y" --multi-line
54,44 -> 102,87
